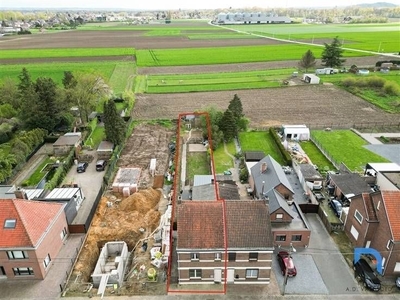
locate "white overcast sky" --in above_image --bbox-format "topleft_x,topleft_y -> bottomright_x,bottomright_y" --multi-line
1,0 -> 399,10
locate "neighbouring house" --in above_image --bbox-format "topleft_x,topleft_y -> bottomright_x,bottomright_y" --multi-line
249,155 -> 294,201
53,132 -> 82,156
280,125 -> 310,141
326,172 -> 372,201
0,199 -> 68,280
343,190 -> 400,276
302,74 -> 320,84
266,189 -> 311,248
97,141 -> 114,160
364,163 -> 400,191
177,200 -> 274,284
189,175 -> 238,201
91,241 -> 128,294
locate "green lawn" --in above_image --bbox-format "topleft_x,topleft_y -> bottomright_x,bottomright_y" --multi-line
146,68 -> 296,93
213,141 -> 235,174
239,131 -> 284,165
84,126 -> 105,148
107,62 -> 137,94
21,157 -> 55,187
311,130 -> 389,172
187,152 -> 210,182
300,141 -> 336,172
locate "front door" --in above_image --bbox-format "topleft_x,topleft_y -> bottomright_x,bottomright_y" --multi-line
227,268 -> 235,283
214,269 -> 222,283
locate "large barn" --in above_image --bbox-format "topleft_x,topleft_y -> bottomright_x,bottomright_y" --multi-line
214,12 -> 292,25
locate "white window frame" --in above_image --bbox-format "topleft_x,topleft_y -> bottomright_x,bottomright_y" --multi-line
43,254 -> 51,268
245,269 -> 259,279
60,227 -> 67,240
249,252 -> 258,261
276,213 -> 283,219
354,210 -> 363,224
190,253 -> 199,261
189,269 -> 202,279
376,201 -> 381,211
386,240 -> 392,250
4,219 -> 16,228
7,250 -> 28,259
214,252 -> 221,261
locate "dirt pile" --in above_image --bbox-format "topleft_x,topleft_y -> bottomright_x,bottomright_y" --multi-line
72,188 -> 161,282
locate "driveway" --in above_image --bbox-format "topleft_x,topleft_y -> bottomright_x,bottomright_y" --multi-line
63,149 -> 105,224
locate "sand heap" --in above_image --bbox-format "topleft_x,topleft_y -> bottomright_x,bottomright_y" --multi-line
73,188 -> 161,281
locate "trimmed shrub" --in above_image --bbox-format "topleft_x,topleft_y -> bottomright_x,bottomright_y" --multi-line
269,127 -> 292,165
367,76 -> 385,88
383,81 -> 400,96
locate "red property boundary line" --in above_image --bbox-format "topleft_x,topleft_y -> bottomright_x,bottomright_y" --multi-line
166,112 -> 228,295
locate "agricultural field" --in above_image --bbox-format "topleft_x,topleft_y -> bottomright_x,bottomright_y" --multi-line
311,130 -> 389,172
133,85 -> 400,128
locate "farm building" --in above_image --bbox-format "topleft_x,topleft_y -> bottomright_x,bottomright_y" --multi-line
280,125 -> 310,141
214,12 -> 291,24
302,74 -> 320,85
315,68 -> 338,75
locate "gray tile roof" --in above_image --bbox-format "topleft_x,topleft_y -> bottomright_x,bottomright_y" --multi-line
299,164 -> 323,181
218,183 -> 240,200
245,151 -> 265,162
192,184 -> 216,200
251,155 -> 294,198
266,189 -> 295,218
330,173 -> 371,196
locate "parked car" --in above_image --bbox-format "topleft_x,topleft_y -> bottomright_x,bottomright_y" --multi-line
282,166 -> 291,174
76,162 -> 88,173
353,258 -> 381,292
313,192 -> 325,202
223,170 -> 232,175
396,277 -> 400,289
277,251 -> 297,277
95,160 -> 107,171
330,199 -> 342,217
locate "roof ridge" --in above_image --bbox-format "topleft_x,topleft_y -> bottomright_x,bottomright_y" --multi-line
13,199 -> 35,246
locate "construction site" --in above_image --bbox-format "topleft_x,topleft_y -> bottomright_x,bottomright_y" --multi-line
64,123 -> 175,297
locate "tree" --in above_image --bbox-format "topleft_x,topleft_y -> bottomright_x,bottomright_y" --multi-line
0,78 -> 20,109
321,36 -> 346,68
298,49 -> 316,72
62,71 -> 77,89
219,109 -> 237,142
228,94 -> 243,124
103,99 -> 126,146
200,106 -> 224,150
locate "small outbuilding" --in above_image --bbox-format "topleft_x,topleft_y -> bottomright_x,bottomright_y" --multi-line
53,132 -> 82,156
281,125 -> 310,141
97,141 -> 114,160
302,74 -> 320,84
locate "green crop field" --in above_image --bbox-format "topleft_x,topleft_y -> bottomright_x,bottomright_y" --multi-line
226,23 -> 400,53
311,130 -> 389,171
146,68 -> 296,93
0,61 -> 135,91
0,48 -> 134,60
108,63 -> 136,94
136,44 -> 370,67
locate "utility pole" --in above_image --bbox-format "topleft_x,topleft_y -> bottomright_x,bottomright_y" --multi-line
282,243 -> 296,296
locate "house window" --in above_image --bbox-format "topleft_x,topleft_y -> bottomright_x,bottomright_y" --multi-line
43,254 -> 51,268
60,227 -> 67,240
4,219 -> 16,228
190,253 -> 199,261
376,201 -> 381,211
245,269 -> 259,279
214,252 -> 222,261
276,213 -> 283,219
276,235 -> 286,241
228,252 -> 236,262
249,252 -> 258,261
189,269 -> 202,279
386,240 -> 392,250
354,210 -> 363,224
13,267 -> 34,276
7,250 -> 28,259
291,235 -> 302,242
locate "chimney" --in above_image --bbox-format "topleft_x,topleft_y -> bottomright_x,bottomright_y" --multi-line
260,162 -> 268,173
14,187 -> 27,199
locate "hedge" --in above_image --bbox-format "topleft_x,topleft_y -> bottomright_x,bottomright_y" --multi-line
269,127 -> 292,166
44,148 -> 75,190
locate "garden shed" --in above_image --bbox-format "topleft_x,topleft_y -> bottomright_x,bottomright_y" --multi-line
53,132 -> 82,156
97,141 -> 114,160
281,125 -> 310,141
302,74 -> 320,84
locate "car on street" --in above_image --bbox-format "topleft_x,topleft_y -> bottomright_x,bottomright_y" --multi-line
353,258 -> 381,292
277,251 -> 297,277
76,162 -> 88,173
330,199 -> 342,217
95,160 -> 107,171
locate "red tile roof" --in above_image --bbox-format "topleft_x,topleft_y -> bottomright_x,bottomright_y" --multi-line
381,191 -> 400,241
225,201 -> 273,248
0,199 -> 64,248
177,201 -> 224,249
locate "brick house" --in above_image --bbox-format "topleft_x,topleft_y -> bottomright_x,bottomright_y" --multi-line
177,200 -> 274,284
0,199 -> 68,280
344,190 -> 400,276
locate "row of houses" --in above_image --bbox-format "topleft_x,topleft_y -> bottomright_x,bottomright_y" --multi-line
214,12 -> 292,24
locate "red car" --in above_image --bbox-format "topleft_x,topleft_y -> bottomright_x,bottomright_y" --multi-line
277,251 -> 297,277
